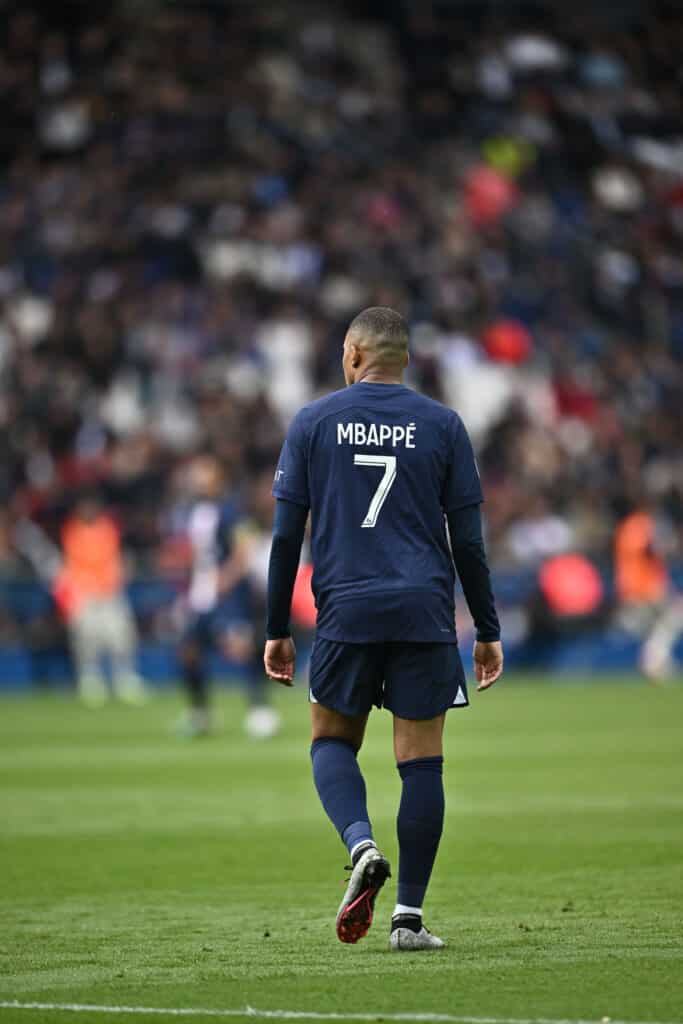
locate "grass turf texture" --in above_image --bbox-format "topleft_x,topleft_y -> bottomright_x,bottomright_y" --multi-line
0,679 -> 682,1024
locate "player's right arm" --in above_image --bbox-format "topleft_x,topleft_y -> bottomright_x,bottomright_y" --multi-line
264,412 -> 311,685
264,499 -> 308,684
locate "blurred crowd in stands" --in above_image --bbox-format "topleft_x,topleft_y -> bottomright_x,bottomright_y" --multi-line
0,1 -> 681,668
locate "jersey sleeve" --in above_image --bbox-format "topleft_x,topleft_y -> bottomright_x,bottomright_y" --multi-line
442,414 -> 483,512
272,412 -> 310,508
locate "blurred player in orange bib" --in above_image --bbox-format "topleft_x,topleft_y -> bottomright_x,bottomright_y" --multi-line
57,489 -> 146,707
615,506 -> 683,681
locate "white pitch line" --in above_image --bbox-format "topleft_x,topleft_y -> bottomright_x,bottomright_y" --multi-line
0,1004 -> 680,1024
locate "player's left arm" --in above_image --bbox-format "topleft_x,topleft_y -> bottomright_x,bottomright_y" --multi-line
447,502 -> 503,689
443,415 -> 503,690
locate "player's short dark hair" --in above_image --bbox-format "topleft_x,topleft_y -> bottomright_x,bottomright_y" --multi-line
347,306 -> 409,362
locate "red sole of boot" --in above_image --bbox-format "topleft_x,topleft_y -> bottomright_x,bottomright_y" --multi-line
336,887 -> 378,944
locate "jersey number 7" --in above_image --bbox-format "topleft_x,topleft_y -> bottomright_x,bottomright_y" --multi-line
353,454 -> 397,528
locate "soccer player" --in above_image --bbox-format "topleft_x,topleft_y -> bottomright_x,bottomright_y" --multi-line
264,307 -> 503,951
176,455 -> 280,738
614,505 -> 683,681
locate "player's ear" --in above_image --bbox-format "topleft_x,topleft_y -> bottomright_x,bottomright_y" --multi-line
351,343 -> 362,368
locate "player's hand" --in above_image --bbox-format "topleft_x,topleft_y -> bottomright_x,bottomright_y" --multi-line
473,640 -> 503,691
264,637 -> 296,686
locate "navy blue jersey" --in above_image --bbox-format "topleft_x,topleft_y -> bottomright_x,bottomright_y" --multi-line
185,497 -> 243,614
272,382 -> 483,643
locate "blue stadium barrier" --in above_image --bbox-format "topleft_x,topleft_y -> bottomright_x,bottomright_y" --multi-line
0,570 -> 681,690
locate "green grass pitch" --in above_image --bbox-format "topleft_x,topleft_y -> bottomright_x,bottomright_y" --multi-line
1,678 -> 682,1024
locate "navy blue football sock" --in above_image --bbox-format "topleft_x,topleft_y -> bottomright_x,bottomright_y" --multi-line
396,756 -> 444,909
311,738 -> 374,856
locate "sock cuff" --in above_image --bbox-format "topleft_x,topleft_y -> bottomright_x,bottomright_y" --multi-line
348,836 -> 376,862
393,903 -> 423,918
310,736 -> 359,759
397,755 -> 444,778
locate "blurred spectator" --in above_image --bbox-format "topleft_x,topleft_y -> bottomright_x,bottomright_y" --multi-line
0,1 -> 679,676
526,552 -> 608,660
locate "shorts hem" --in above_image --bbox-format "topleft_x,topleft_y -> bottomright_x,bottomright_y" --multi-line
382,697 -> 469,719
308,688 -> 374,717
309,689 -> 468,719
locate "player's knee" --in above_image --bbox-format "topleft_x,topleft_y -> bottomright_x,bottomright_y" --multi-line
310,705 -> 366,751
180,642 -> 201,669
310,726 -> 363,753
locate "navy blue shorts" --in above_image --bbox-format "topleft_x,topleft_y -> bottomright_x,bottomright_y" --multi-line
182,606 -> 252,650
309,638 -> 469,720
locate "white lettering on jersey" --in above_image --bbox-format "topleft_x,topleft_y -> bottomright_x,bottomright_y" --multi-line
337,421 -> 417,448
354,454 -> 397,527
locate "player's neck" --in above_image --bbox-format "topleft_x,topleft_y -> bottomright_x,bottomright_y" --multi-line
355,367 -> 404,386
